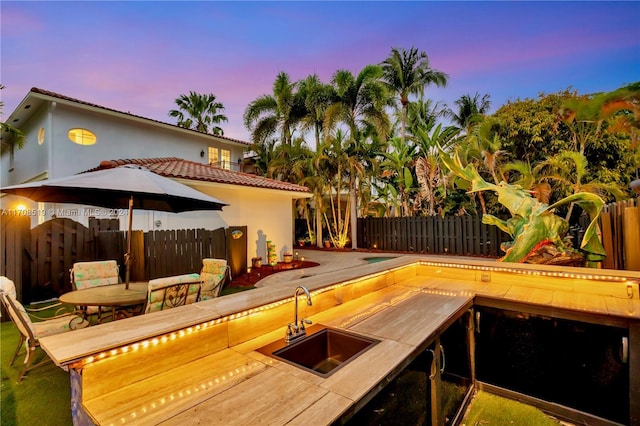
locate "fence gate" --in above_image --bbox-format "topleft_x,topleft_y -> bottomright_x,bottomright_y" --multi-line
1,215 -> 30,304
29,218 -> 97,300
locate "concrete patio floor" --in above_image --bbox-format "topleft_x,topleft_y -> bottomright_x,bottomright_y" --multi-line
254,249 -> 408,287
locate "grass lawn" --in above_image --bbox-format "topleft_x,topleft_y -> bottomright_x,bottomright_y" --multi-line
1,321 -> 72,426
461,391 -> 562,426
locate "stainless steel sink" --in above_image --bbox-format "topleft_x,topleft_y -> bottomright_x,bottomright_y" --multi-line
257,326 -> 380,377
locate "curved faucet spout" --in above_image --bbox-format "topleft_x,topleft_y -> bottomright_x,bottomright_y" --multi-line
286,285 -> 313,344
296,285 -> 312,306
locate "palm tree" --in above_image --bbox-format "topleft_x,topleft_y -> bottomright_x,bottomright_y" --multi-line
413,124 -> 460,216
405,97 -> 448,136
343,128 -> 383,249
324,66 -> 391,140
380,137 -> 418,216
247,138 -> 278,177
243,72 -> 301,146
169,91 -> 228,135
448,92 -> 491,134
298,147 -> 331,248
534,150 -> 624,220
267,137 -> 313,183
0,85 -> 26,154
324,65 -> 392,246
454,117 -> 508,214
297,74 -> 335,149
318,129 -> 353,248
380,46 -> 448,145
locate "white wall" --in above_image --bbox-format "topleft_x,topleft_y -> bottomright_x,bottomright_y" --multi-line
1,99 -> 248,185
193,182 -> 300,262
0,182 -> 306,270
1,93 -> 309,270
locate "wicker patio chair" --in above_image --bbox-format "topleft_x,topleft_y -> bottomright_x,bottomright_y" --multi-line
199,258 -> 229,301
0,276 -> 89,382
70,260 -> 120,321
144,273 -> 202,314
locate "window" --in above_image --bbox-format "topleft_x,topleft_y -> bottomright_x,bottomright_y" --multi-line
68,128 -> 96,145
220,149 -> 230,170
38,127 -> 45,145
208,147 -> 231,170
208,147 -> 219,165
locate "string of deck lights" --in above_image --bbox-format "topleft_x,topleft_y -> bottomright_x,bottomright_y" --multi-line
419,260 -> 631,283
75,272 -> 393,367
76,262 -> 633,368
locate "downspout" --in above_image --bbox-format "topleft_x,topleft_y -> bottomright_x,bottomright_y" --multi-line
47,101 -> 56,178
40,101 -> 56,225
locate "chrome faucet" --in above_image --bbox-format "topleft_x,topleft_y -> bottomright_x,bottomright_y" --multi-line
285,285 -> 312,344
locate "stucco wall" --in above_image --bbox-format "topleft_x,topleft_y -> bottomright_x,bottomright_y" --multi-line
1,99 -> 248,186
1,94 -> 307,268
194,182 -> 299,262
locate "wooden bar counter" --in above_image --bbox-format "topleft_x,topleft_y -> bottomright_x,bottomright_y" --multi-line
39,255 -> 640,425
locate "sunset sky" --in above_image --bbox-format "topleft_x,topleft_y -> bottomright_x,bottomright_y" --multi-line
2,1 -> 639,143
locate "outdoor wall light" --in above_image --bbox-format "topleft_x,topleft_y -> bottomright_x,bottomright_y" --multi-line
200,150 -> 205,158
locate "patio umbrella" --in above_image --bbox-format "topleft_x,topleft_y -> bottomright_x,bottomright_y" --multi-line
1,165 -> 227,288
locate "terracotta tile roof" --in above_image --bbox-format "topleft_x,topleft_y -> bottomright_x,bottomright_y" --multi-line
29,87 -> 251,146
89,158 -> 310,194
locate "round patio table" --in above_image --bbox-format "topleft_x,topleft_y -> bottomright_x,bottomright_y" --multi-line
60,282 -> 147,322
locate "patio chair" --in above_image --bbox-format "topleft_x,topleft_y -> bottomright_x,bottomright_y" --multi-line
144,273 -> 201,314
200,258 -> 229,301
70,260 -> 120,321
0,276 -> 89,382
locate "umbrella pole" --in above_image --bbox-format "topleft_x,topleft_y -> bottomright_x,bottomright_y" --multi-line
125,196 -> 133,289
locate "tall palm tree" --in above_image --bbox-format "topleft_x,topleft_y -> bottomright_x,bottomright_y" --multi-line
297,74 -> 335,149
447,92 -> 491,134
324,66 -> 391,140
243,72 -> 301,146
380,46 -> 448,145
169,91 -> 228,135
343,127 -> 383,249
324,65 -> 392,245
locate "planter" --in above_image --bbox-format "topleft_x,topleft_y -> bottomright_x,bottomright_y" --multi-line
324,241 -> 331,248
283,253 -> 293,263
298,240 -> 305,247
251,257 -> 262,269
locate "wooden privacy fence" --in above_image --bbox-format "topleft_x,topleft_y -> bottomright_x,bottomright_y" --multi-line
358,198 -> 640,271
0,216 -> 99,302
75,227 -> 227,282
1,216 -> 229,303
357,216 -> 510,257
599,198 -> 640,271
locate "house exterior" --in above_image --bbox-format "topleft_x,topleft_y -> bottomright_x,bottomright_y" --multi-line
1,87 -> 310,263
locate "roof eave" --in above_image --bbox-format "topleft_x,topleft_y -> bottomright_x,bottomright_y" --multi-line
175,178 -> 311,198
8,88 -> 252,147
